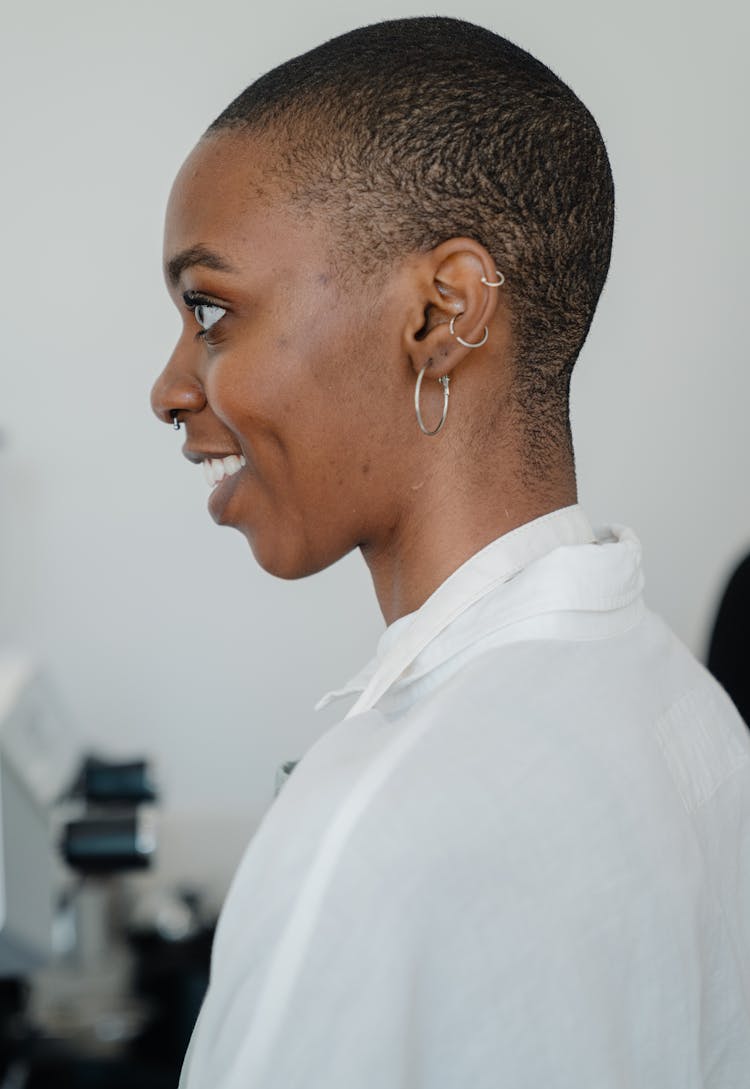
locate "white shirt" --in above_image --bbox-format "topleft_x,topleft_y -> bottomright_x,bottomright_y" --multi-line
180,506 -> 750,1088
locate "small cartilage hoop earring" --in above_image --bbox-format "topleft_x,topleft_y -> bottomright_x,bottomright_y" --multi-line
414,365 -> 450,436
480,269 -> 505,287
171,410 -> 181,431
449,315 -> 489,349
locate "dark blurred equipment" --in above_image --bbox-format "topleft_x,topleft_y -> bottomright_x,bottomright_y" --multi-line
0,742 -> 214,1089
62,757 -> 157,874
708,552 -> 750,726
69,757 -> 158,806
19,884 -> 213,1089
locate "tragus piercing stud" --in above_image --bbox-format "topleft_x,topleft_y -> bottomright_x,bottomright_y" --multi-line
449,315 -> 489,349
481,269 -> 505,287
171,410 -> 181,431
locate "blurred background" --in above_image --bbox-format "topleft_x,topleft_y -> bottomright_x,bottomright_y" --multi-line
0,3 -> 747,1071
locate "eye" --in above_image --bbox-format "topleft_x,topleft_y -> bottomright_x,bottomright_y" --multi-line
182,290 -> 228,338
194,303 -> 226,331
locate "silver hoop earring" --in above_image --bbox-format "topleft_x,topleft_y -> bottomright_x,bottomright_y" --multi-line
171,410 -> 181,431
481,269 -> 505,287
414,366 -> 450,436
449,315 -> 489,349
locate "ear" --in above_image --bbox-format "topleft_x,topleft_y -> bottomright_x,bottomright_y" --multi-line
403,237 -> 504,379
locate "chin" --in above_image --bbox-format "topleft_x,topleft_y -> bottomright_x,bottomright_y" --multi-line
241,525 -> 348,581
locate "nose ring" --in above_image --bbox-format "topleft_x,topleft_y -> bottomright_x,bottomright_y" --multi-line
171,410 -> 181,431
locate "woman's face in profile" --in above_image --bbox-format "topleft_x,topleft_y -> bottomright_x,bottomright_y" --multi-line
152,133 -> 414,580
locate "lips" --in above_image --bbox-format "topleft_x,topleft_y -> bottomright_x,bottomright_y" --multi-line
180,444 -> 248,523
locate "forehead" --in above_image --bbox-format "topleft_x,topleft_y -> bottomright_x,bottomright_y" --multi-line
163,132 -> 311,277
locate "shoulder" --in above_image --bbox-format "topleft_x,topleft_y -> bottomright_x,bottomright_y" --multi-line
351,614 -> 747,895
410,608 -> 737,754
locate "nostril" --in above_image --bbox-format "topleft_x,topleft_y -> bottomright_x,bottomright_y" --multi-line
150,373 -> 207,424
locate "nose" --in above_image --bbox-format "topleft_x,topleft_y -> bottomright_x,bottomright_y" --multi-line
150,344 -> 207,427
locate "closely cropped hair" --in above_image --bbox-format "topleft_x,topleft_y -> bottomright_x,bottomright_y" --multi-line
209,16 -> 615,468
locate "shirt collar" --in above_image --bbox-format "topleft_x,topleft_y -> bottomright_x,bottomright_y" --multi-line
316,504 -> 599,713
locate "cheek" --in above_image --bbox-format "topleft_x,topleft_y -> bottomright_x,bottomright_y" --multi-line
204,306 -> 402,486
203,338 -> 334,482
203,324 -> 287,419
205,353 -> 259,426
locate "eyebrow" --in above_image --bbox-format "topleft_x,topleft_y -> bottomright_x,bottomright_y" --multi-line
165,244 -> 237,286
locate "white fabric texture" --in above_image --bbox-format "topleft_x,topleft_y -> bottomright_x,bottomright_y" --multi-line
180,506 -> 750,1088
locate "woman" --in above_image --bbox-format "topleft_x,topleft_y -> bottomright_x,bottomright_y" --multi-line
151,16 -> 750,1088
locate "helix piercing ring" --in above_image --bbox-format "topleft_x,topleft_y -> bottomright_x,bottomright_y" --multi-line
414,366 -> 450,436
449,315 -> 489,349
481,269 -> 505,287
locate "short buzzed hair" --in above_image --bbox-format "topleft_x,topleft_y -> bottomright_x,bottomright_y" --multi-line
208,16 -> 614,470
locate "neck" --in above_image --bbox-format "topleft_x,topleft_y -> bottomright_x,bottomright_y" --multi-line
362,463 -> 578,625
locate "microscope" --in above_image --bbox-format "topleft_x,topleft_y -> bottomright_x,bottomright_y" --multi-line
0,656 -> 212,1089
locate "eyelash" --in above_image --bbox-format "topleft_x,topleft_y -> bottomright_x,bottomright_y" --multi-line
182,291 -> 226,340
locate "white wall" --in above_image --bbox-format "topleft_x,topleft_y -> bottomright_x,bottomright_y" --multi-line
1,0 -> 748,899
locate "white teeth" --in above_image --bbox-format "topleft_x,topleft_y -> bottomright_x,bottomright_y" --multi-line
202,454 -> 246,488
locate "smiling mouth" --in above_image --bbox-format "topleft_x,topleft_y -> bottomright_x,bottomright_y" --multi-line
203,454 -> 247,488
